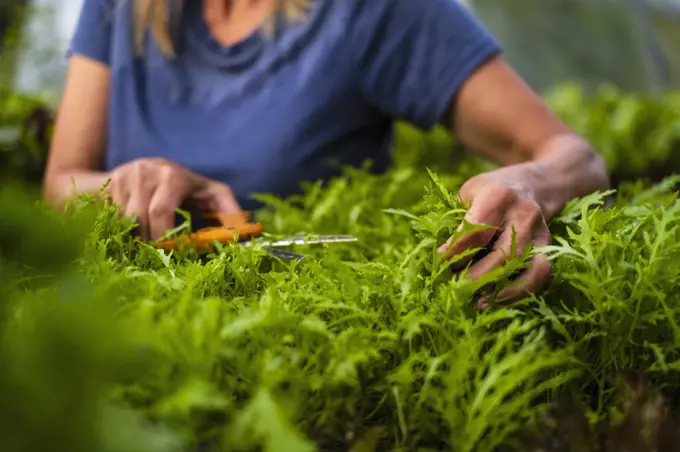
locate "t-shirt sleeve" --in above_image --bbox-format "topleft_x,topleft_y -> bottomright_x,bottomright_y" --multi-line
349,0 -> 502,130
66,0 -> 113,65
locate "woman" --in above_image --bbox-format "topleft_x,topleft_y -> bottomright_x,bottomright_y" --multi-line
44,0 -> 609,306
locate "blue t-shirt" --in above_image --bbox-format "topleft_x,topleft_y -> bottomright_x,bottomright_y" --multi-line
69,0 -> 500,214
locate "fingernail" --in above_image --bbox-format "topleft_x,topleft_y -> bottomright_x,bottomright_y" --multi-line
437,241 -> 451,254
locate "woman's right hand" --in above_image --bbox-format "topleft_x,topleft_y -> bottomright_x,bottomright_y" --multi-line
107,157 -> 241,240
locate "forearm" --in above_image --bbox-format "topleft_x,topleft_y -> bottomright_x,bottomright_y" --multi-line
495,134 -> 610,220
43,169 -> 112,208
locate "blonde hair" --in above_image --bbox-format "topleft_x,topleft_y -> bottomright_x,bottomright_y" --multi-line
132,0 -> 310,57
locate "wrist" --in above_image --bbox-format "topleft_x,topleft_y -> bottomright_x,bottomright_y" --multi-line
529,135 -> 610,219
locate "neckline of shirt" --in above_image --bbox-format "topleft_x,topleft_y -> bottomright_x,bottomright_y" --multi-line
181,0 -> 331,73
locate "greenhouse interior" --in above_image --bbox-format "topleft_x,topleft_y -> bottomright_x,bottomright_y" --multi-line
2,1 -> 680,451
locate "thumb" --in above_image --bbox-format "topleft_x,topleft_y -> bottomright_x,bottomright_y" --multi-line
194,182 -> 242,213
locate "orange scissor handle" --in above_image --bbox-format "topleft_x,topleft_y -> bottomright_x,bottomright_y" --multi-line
154,212 -> 264,252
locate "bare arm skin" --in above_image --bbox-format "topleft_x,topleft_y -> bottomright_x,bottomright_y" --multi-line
449,56 -> 609,219
441,55 -> 610,308
43,54 -> 112,204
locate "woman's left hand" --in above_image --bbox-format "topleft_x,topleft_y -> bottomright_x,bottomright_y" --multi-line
437,170 -> 554,310
433,56 -> 609,309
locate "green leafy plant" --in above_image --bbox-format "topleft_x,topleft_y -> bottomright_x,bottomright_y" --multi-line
2,161 -> 680,451
2,72 -> 680,449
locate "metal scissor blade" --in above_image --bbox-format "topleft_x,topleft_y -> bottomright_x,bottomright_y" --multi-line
263,247 -> 307,261
260,234 -> 358,248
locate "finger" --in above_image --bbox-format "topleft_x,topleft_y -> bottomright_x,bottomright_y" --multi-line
147,182 -> 187,241
498,254 -> 553,302
438,194 -> 508,262
193,183 -> 242,213
214,192 -> 241,214
466,224 -> 533,281
109,174 -> 130,213
438,220 -> 499,267
124,184 -> 153,241
475,225 -> 551,310
119,162 -> 158,240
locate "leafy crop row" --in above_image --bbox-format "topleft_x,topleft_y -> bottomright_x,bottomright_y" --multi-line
2,143 -> 680,451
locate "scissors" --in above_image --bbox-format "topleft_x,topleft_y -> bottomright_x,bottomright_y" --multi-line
153,212 -> 358,260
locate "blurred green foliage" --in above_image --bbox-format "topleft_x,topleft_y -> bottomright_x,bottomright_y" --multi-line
0,187 -> 181,452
